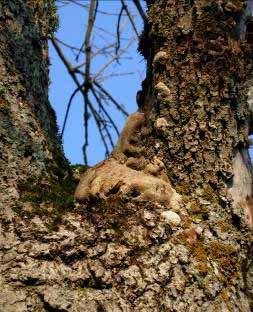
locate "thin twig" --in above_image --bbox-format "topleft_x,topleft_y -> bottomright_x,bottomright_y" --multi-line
132,0 -> 147,23
116,6 -> 124,56
50,36 -> 79,86
94,81 -> 129,117
84,0 -> 96,84
64,0 -> 128,16
97,71 -> 134,83
51,36 -> 90,163
94,38 -> 135,80
83,0 -> 97,162
55,37 -> 84,54
61,83 -> 84,139
121,0 -> 139,38
91,86 -> 120,137
87,97 -> 110,157
51,33 -> 114,162
73,42 -> 117,71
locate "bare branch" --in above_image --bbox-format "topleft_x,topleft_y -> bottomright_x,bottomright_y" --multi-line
60,84 -> 84,139
116,6 -> 124,56
51,36 -> 88,163
54,37 -> 84,55
94,81 -> 129,117
91,86 -> 120,137
61,0 -> 129,17
97,71 -> 134,83
84,0 -> 97,85
121,0 -> 139,38
51,35 -> 114,163
94,38 -> 135,80
52,0 -> 145,162
82,0 -> 97,163
50,36 -> 78,83
132,0 -> 147,23
87,96 -> 110,158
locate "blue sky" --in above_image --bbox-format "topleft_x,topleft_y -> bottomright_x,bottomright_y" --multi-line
49,1 -> 253,164
49,1 -> 146,165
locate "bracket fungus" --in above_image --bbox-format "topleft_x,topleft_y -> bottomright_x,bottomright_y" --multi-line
75,112 -> 182,212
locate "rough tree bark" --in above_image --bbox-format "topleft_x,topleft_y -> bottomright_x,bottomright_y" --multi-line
0,0 -> 252,311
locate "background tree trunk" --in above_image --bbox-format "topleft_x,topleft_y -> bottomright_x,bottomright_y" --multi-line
0,0 -> 252,311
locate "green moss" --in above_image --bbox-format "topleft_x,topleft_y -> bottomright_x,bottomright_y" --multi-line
0,86 -> 7,96
181,217 -> 193,229
110,220 -> 122,232
48,1 -> 59,34
27,0 -> 59,35
173,232 -> 190,247
202,185 -> 218,203
47,144 -> 71,180
186,199 -> 209,221
0,106 -> 11,115
194,261 -> 211,275
18,174 -> 76,230
175,184 -> 190,195
192,240 -> 240,285
208,241 -> 237,259
177,230 -> 240,285
189,201 -> 200,212
217,219 -> 230,233
46,214 -> 62,232
71,164 -> 90,174
12,206 -> 22,214
194,244 -> 207,262
207,241 -> 239,284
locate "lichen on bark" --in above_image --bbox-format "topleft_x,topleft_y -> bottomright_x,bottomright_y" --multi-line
75,0 -> 253,309
0,0 -> 72,256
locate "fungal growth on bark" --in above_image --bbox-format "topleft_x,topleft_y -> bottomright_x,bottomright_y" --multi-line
75,112 -> 182,211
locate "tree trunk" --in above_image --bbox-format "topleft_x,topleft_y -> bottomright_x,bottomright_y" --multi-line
0,0 -> 252,311
0,0 -> 71,213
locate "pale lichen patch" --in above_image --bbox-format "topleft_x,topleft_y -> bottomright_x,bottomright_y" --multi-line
161,210 -> 181,227
153,51 -> 168,67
